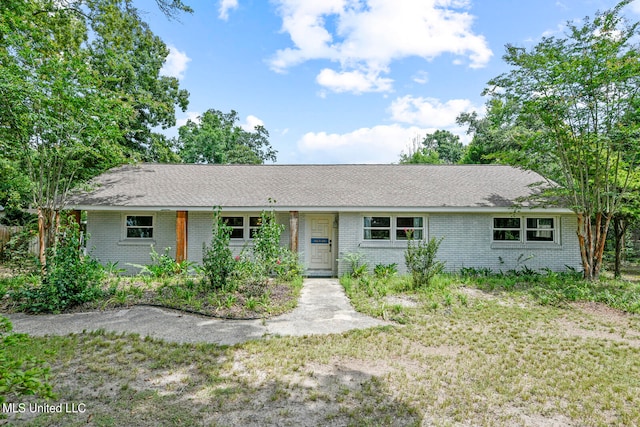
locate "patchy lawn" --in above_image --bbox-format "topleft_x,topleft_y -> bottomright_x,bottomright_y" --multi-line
2,270 -> 640,426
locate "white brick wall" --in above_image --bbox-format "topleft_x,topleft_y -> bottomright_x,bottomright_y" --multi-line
86,211 -> 176,275
88,210 -> 582,276
337,212 -> 582,276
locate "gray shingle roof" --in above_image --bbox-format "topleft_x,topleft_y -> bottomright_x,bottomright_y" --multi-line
68,163 -> 552,211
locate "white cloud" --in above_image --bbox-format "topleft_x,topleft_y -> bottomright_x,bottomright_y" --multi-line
219,0 -> 239,20
270,0 -> 492,94
316,68 -> 393,93
160,45 -> 191,80
298,124 -> 434,163
412,70 -> 429,85
389,95 -> 480,128
240,115 -> 265,132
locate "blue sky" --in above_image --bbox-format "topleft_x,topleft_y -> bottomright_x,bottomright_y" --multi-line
139,0 -> 640,164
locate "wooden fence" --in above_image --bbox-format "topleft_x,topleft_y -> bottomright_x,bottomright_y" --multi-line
0,225 -> 39,256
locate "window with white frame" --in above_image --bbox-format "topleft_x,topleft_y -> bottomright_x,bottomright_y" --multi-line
363,216 -> 391,240
223,216 -> 245,239
493,217 -> 521,241
492,217 -> 556,243
363,216 -> 425,241
125,215 -> 154,238
526,218 -> 555,242
396,217 -> 424,240
223,215 -> 264,239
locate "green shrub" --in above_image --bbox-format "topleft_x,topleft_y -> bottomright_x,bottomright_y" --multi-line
130,246 -> 194,278
0,316 -> 54,406
404,235 -> 445,289
12,216 -> 105,313
202,207 -> 234,290
340,252 -> 369,278
374,263 -> 398,279
252,209 -> 285,276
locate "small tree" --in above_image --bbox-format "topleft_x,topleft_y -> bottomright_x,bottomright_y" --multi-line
252,209 -> 285,276
405,232 -> 445,289
202,207 -> 234,289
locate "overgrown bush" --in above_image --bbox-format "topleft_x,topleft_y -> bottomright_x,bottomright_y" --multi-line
12,216 -> 105,313
130,246 -> 193,278
340,252 -> 369,278
252,209 -> 285,276
202,208 -> 234,290
0,316 -> 53,406
405,234 -> 445,289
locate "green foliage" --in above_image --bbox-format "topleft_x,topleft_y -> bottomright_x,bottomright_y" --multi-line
11,216 -> 105,313
0,316 -> 54,406
339,252 -> 369,278
400,130 -> 464,164
374,263 -> 398,279
404,235 -> 445,289
202,207 -> 234,290
129,246 -> 193,278
177,109 -> 277,164
252,209 -> 286,276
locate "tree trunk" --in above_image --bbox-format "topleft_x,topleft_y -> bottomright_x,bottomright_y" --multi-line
613,216 -> 627,279
37,207 -> 60,270
577,212 -> 612,281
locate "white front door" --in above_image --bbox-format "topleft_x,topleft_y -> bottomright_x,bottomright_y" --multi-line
307,215 -> 334,272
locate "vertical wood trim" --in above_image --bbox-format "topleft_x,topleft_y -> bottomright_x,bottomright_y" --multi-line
176,211 -> 188,263
289,211 -> 299,253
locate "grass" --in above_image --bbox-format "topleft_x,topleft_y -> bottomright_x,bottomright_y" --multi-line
2,267 -> 640,425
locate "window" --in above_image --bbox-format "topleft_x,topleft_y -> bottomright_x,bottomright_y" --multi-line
526,218 -> 555,242
363,216 -> 425,241
223,216 -> 244,239
492,217 -> 557,243
223,215 -> 264,239
396,217 -> 424,240
363,216 -> 391,240
249,216 -> 262,238
125,215 -> 153,238
493,217 -> 521,241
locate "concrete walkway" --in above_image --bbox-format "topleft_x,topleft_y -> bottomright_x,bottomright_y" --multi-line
7,279 -> 389,345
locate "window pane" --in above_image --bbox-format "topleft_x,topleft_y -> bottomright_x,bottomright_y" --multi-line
396,217 -> 423,228
493,230 -> 520,241
364,217 -> 390,228
127,228 -> 153,238
527,218 -> 554,229
364,229 -> 390,240
527,230 -> 554,241
230,228 -> 244,239
223,216 -> 243,227
127,216 -> 152,227
494,218 -> 520,229
249,216 -> 263,227
397,228 -> 423,240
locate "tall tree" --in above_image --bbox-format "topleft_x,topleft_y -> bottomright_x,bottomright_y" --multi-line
399,130 -> 464,164
178,109 -> 277,164
484,0 -> 640,280
0,0 -> 190,266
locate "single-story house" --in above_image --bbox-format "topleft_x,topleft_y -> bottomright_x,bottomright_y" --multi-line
67,163 -> 582,276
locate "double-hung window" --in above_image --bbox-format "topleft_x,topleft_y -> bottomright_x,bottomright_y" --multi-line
223,216 -> 245,239
526,218 -> 555,242
492,217 -> 556,243
125,215 -> 154,239
363,216 -> 425,241
223,215 -> 263,240
363,216 -> 391,240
